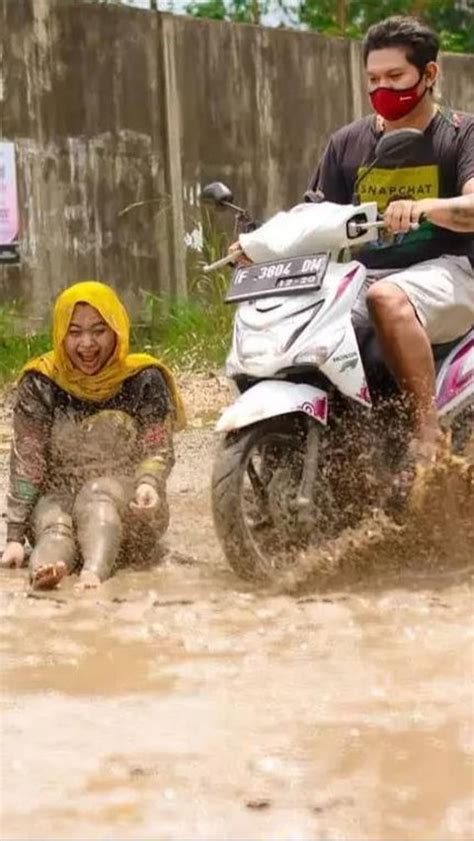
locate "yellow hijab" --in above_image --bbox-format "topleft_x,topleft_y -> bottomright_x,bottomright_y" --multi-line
22,281 -> 186,429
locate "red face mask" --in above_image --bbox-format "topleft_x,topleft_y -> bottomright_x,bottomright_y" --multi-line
369,76 -> 428,122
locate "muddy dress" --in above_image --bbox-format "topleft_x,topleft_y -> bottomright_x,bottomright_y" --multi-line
6,367 -> 174,580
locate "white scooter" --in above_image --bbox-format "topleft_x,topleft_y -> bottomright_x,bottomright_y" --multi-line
202,130 -> 474,579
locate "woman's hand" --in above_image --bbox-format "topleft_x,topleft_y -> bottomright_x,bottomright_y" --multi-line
129,482 -> 160,517
0,541 -> 26,569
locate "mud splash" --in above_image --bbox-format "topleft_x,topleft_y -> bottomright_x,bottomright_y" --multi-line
275,450 -> 474,595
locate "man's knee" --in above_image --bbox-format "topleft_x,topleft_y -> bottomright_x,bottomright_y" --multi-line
366,281 -> 416,326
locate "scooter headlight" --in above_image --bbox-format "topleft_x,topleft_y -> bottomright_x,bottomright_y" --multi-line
294,328 -> 345,366
235,320 -> 277,358
239,334 -> 276,357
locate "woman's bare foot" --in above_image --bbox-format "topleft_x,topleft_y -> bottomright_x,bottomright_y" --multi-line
30,561 -> 67,590
75,570 -> 101,591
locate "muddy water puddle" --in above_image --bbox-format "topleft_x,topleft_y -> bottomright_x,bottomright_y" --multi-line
1,427 -> 473,840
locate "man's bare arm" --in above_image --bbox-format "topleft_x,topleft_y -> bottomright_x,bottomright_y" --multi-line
419,178 -> 474,232
384,179 -> 474,234
424,188 -> 474,232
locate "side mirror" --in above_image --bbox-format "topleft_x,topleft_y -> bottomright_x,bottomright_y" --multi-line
201,182 -> 234,207
375,128 -> 423,164
352,128 -> 424,205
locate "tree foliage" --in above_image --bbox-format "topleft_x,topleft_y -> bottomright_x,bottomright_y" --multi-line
185,0 -> 269,24
84,0 -> 474,53
185,0 -> 474,53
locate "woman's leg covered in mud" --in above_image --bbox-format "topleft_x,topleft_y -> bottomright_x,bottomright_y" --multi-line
29,495 -> 76,590
73,476 -> 129,588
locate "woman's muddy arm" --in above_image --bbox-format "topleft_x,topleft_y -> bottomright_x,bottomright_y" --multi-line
135,416 -> 175,491
7,375 -> 53,543
131,368 -> 175,492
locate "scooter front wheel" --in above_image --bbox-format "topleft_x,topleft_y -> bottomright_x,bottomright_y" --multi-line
211,416 -> 310,580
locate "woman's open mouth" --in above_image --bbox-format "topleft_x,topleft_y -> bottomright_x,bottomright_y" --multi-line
78,353 -> 101,370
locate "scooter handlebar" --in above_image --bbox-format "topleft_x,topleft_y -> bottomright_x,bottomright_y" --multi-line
203,249 -> 243,273
203,212 -> 428,272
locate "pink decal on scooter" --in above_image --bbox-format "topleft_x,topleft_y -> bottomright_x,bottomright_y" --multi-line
356,383 -> 372,405
298,395 -> 328,424
437,337 -> 474,410
335,268 -> 359,301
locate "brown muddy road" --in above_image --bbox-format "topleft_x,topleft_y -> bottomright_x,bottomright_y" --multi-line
0,376 -> 473,841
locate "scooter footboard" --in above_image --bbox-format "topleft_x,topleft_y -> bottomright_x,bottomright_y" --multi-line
215,380 -> 329,433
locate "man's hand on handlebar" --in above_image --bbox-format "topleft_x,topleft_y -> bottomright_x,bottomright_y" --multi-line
384,198 -> 434,234
228,241 -> 253,266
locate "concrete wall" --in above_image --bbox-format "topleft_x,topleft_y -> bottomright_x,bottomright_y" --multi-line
1,0 -> 473,315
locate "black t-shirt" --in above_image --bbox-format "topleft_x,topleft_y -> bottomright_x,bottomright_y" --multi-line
305,109 -> 474,269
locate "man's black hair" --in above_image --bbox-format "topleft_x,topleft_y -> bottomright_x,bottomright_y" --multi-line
362,16 -> 440,71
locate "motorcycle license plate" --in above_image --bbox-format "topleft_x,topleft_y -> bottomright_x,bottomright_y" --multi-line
226,253 -> 329,304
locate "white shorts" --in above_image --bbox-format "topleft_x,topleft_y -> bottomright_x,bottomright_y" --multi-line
352,254 -> 474,344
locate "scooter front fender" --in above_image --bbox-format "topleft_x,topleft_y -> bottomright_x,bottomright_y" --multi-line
215,380 -> 329,433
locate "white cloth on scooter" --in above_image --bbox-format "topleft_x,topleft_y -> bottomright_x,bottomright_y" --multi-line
239,202 -> 377,262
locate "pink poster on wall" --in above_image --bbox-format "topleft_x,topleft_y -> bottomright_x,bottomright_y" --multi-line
0,141 -> 20,264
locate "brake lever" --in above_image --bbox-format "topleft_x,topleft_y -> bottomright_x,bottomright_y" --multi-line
203,249 -> 243,273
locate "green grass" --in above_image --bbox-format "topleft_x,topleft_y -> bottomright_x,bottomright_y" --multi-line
0,259 -> 234,386
136,221 -> 234,370
0,297 -> 233,386
135,295 -> 233,371
0,306 -> 51,385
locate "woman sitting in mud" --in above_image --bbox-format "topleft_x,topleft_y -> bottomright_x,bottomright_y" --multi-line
0,281 -> 185,590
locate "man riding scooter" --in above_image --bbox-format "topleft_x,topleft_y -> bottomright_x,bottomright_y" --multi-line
308,15 -> 474,472
232,15 -> 474,474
